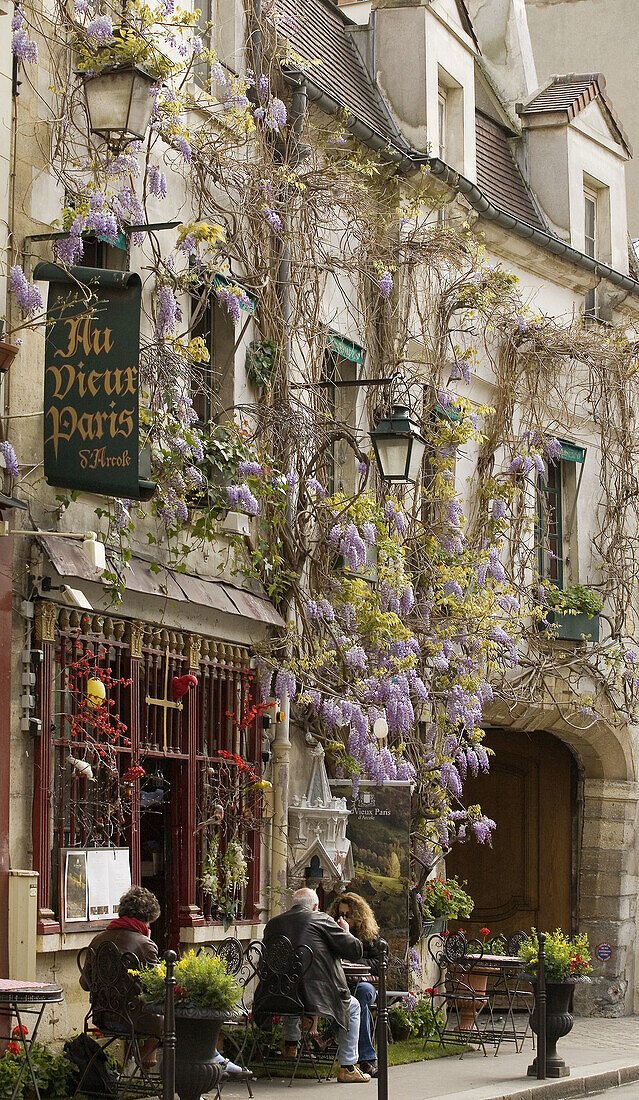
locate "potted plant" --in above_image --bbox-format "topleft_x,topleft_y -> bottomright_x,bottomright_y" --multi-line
388,999 -> 418,1042
0,321 -> 20,372
541,584 -> 603,642
519,929 -> 592,1077
420,876 -> 474,938
139,949 -> 241,1100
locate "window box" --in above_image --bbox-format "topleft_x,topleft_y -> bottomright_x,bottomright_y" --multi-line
544,609 -> 599,642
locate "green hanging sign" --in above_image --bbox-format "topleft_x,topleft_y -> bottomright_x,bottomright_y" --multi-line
326,331 -> 365,364
35,263 -> 155,500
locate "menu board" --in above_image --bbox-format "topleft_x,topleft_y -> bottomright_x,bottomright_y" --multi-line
62,848 -> 131,926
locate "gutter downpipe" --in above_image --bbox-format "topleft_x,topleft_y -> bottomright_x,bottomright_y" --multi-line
269,75 -> 307,918
282,68 -> 639,299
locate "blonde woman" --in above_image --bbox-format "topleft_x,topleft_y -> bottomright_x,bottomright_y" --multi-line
328,893 -> 381,1077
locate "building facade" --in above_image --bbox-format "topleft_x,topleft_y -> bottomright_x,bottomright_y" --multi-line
0,0 -> 638,1037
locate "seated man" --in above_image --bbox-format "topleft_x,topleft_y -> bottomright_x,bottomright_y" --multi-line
253,887 -> 371,1084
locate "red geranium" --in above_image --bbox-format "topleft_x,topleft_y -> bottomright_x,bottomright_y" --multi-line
11,1025 -> 28,1038
7,1042 -> 21,1055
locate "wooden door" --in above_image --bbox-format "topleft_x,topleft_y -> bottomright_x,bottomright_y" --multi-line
447,729 -> 574,938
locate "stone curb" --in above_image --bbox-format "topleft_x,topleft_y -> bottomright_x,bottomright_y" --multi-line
478,1061 -> 639,1100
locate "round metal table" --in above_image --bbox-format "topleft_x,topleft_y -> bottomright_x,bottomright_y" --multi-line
0,979 -> 64,1100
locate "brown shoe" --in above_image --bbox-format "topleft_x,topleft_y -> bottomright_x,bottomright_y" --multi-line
280,1041 -> 298,1060
338,1066 -> 371,1084
359,1062 -> 378,1078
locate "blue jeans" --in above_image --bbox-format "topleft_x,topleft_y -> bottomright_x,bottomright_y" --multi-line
354,981 -> 377,1064
282,996 -> 361,1067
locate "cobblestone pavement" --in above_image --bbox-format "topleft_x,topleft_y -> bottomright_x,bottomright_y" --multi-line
217,1017 -> 639,1100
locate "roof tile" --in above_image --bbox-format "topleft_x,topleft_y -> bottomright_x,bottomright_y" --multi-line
475,113 -> 545,230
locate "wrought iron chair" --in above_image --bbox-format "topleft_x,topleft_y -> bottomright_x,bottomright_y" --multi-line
76,941 -> 159,1097
247,934 -> 337,1084
203,939 -> 255,1097
427,931 -> 495,1057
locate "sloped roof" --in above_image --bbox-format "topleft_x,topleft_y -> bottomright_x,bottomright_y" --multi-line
518,74 -> 632,157
475,112 -> 546,231
280,0 -> 402,144
445,0 -> 480,50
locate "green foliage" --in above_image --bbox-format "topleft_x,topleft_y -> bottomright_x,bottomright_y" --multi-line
139,948 -> 241,1011
545,584 -> 604,617
245,340 -> 278,391
0,1042 -> 78,1098
518,929 -> 592,981
388,995 -> 443,1041
421,877 -> 474,921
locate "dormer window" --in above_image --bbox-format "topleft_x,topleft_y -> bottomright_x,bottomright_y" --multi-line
438,90 -> 447,160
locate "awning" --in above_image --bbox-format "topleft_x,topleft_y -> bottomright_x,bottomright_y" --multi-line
37,535 -> 284,627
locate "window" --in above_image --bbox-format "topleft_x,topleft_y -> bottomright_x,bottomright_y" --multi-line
34,608 -> 261,940
438,91 -> 447,161
584,187 -> 597,320
319,333 -> 365,497
537,460 -> 564,588
190,288 -> 238,425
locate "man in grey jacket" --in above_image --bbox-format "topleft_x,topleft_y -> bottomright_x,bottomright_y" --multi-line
256,887 -> 371,1084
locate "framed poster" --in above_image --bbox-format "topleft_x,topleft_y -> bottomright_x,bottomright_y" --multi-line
61,847 -> 131,928
330,781 -> 411,988
64,850 -> 88,923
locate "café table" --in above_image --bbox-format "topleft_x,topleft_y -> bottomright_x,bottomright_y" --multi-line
0,978 -> 64,1100
462,953 -> 531,1053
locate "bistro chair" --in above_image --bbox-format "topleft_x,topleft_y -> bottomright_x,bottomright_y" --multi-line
480,931 -> 533,1054
247,934 -> 337,1084
427,931 -> 495,1057
76,941 -> 158,1097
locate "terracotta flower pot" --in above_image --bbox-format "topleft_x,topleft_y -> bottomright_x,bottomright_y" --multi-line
455,966 -> 498,1032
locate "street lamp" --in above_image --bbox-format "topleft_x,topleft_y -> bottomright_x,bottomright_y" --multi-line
371,404 -> 427,484
82,66 -> 156,143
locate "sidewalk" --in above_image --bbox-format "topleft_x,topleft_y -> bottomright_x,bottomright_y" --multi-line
218,1017 -> 639,1100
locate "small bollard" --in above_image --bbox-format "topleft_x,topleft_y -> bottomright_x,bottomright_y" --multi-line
163,950 -> 177,1100
537,932 -> 547,1080
376,939 -> 389,1100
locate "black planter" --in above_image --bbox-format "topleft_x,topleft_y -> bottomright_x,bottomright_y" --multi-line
527,980 -> 574,1078
174,1008 -> 225,1100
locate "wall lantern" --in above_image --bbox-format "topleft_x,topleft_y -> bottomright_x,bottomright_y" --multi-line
371,404 -> 427,484
82,66 -> 156,143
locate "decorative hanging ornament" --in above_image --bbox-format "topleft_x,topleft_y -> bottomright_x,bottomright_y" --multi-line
68,755 -> 96,781
86,677 -> 106,709
213,802 -> 224,824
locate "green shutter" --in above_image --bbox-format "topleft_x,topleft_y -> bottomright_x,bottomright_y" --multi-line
559,441 -> 585,463
213,273 -> 256,314
326,331 -> 364,364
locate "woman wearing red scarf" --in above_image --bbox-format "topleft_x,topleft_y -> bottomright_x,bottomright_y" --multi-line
80,886 -> 163,1067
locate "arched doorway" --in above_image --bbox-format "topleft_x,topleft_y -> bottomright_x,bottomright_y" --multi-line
448,729 -> 578,938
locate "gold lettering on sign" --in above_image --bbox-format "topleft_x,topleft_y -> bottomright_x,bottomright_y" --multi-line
48,363 -> 137,401
45,404 -> 135,456
54,316 -> 113,358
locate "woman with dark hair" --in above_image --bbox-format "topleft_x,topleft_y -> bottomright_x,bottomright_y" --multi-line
327,892 -> 381,1078
80,886 -> 163,1068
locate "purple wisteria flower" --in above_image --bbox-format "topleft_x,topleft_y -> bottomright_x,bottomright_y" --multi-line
440,762 -> 462,797
471,815 -> 496,843
265,97 -> 287,130
0,441 -> 19,478
258,74 -> 270,101
516,316 -> 528,334
339,523 -> 367,572
532,453 -> 546,477
362,521 -> 376,546
378,270 -> 393,298
443,579 -> 463,600
545,437 -> 562,460
114,499 -> 131,530
275,668 -> 296,700
154,286 -> 179,340
488,546 -> 506,583
11,7 -> 38,62
449,359 -> 471,384
317,599 -> 335,622
175,136 -> 192,164
399,585 -> 415,614
10,265 -> 42,314
148,165 -> 167,199
508,456 -> 524,474
86,14 -> 113,43
492,499 -> 506,521
227,484 -> 259,515
357,460 -> 368,478
263,207 -> 282,233
238,460 -> 263,478
345,646 -> 368,671
306,476 -> 326,497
